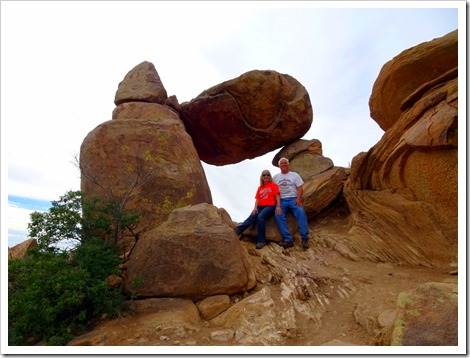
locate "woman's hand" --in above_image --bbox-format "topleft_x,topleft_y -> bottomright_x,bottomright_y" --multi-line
275,206 -> 282,215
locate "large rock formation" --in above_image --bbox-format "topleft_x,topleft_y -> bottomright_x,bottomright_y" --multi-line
179,70 -> 313,165
123,203 -> 256,300
80,63 -> 212,253
343,30 -> 458,267
369,30 -> 458,131
273,139 -> 348,218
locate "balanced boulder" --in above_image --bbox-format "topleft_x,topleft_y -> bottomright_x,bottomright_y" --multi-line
179,70 -> 313,165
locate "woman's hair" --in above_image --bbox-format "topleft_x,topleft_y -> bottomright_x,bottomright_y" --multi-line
259,170 -> 272,186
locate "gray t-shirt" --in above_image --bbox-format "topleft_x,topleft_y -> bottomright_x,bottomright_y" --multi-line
273,171 -> 304,199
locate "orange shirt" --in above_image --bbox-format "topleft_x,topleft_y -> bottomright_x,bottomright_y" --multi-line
255,182 -> 280,206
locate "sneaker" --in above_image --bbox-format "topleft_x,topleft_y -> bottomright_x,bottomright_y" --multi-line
256,242 -> 267,250
279,240 -> 294,248
302,238 -> 310,249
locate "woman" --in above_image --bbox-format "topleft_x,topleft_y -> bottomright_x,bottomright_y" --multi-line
234,170 -> 281,249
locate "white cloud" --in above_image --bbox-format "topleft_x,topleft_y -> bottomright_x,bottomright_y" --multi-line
7,205 -> 35,247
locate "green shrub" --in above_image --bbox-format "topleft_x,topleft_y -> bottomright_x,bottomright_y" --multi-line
9,191 -> 129,346
8,239 -> 123,346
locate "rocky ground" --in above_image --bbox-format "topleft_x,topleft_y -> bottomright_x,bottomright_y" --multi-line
68,207 -> 458,351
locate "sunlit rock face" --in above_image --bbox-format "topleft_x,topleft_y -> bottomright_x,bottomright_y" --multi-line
179,70 -> 313,165
114,61 -> 168,106
80,117 -> 213,253
369,30 -> 457,131
123,203 -> 256,300
80,62 -> 212,254
344,30 -> 458,267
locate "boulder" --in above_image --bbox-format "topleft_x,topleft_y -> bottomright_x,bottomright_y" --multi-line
391,282 -> 458,345
8,238 -> 37,260
369,30 -> 457,131
123,203 -> 256,300
80,117 -> 212,253
114,61 -> 168,106
112,101 -> 180,121
196,295 -> 231,320
179,70 -> 313,165
210,287 -> 287,345
272,139 -> 348,218
343,31 -> 458,267
302,166 -> 348,218
272,139 -> 323,167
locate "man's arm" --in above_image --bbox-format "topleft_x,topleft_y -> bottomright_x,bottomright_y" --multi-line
295,185 -> 304,207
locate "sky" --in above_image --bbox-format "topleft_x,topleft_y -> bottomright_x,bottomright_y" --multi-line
2,1 -> 462,250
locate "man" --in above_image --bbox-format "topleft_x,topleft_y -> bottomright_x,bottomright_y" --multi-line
273,157 -> 310,249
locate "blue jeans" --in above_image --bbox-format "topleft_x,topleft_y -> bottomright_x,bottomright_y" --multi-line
236,205 -> 276,243
275,197 -> 309,242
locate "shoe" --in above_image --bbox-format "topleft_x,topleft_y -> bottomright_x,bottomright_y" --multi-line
302,238 -> 310,249
256,242 -> 266,250
279,240 -> 294,248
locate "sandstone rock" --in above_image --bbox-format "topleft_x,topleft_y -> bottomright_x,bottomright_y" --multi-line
369,30 -> 457,131
391,282 -> 458,345
8,238 -> 37,260
107,274 -> 122,289
114,61 -> 168,106
343,34 -> 458,267
302,166 -> 347,218
210,329 -> 235,342
112,101 -> 179,120
68,297 -> 201,346
179,70 -> 313,165
243,212 -> 300,243
210,287 -> 288,345
123,203 -> 256,300
353,303 -> 380,335
271,139 -> 347,219
80,117 -> 212,253
378,309 -> 397,328
272,139 -> 323,167
196,295 -> 231,320
165,94 -> 180,112
289,153 -> 334,182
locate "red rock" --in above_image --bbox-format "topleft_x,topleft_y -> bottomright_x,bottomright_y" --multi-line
180,70 -> 313,165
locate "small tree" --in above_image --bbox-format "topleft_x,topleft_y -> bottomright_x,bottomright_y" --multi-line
9,190 -> 135,345
28,190 -> 83,252
74,152 -> 151,250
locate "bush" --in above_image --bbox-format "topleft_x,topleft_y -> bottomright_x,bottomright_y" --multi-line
9,191 -> 129,346
8,239 -> 123,346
